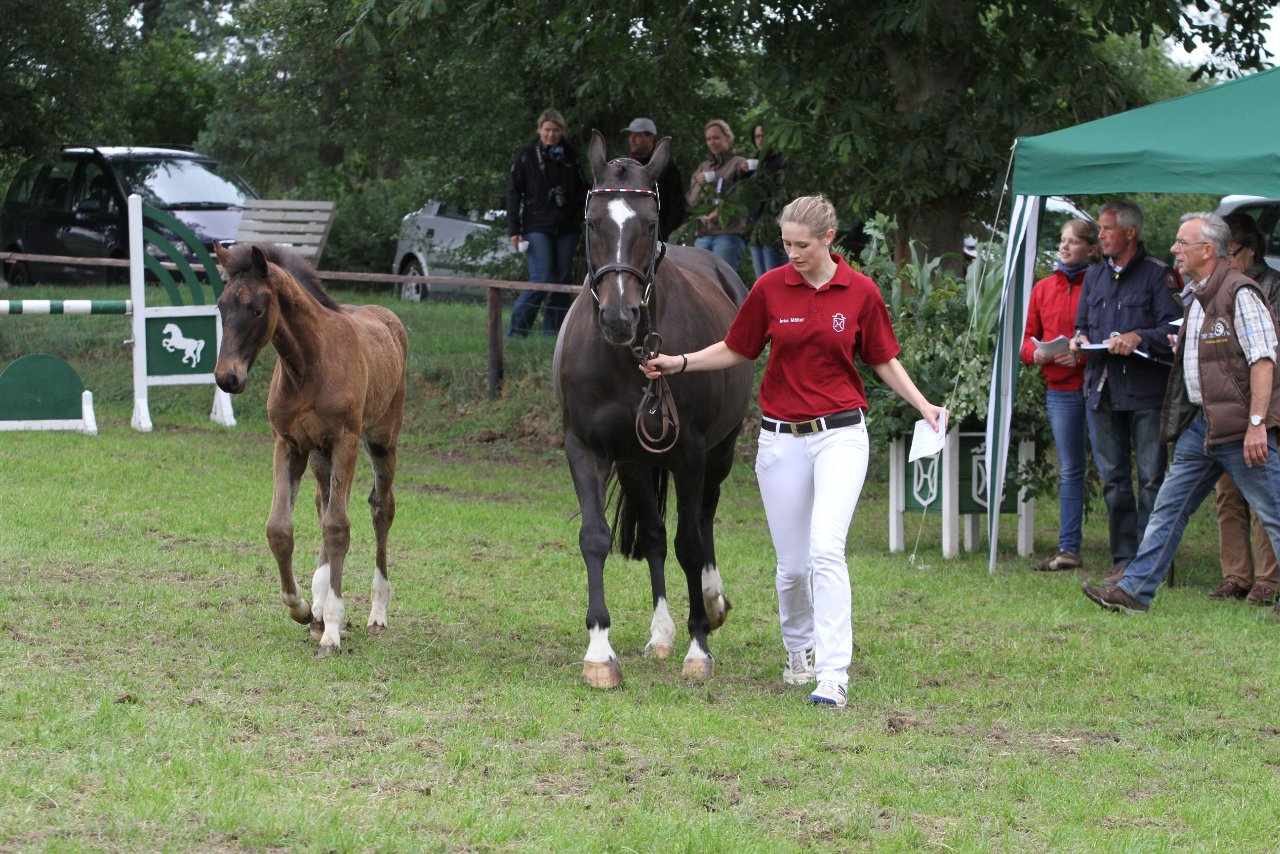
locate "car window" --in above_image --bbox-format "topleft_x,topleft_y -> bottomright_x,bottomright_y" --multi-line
114,158 -> 254,207
4,160 -> 41,206
73,162 -> 118,215
35,160 -> 78,211
1229,204 -> 1280,259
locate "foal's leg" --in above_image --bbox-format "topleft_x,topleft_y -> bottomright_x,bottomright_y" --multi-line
615,463 -> 674,659
363,433 -> 397,635
565,433 -> 620,688
315,434 -> 359,657
308,449 -> 334,642
672,463 -> 717,679
266,440 -> 312,626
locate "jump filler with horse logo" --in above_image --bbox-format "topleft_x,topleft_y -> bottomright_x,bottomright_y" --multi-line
160,323 -> 206,367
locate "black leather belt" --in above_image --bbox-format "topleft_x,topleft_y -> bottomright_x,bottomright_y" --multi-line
761,409 -> 863,435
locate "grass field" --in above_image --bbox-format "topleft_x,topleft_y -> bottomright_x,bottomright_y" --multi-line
3,285 -> 1280,851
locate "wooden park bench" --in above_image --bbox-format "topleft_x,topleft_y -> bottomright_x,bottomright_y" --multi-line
233,199 -> 337,265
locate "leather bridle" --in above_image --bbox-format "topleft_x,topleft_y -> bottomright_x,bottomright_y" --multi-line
582,163 -> 678,453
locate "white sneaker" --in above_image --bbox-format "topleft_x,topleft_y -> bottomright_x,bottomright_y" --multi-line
809,680 -> 847,708
782,648 -> 815,686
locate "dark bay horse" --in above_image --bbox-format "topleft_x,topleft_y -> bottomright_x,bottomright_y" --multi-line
213,244 -> 408,657
554,130 -> 753,688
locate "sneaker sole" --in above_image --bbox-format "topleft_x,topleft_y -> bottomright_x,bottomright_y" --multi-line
808,696 -> 847,709
1081,583 -> 1147,615
783,674 -> 815,686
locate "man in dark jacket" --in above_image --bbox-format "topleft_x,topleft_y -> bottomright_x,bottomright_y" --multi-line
622,118 -> 686,242
1072,200 -> 1183,583
1083,212 -> 1280,615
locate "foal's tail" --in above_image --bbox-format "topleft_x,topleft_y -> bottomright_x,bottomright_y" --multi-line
609,466 -> 669,560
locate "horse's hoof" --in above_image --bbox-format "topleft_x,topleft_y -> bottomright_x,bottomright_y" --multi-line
644,642 -> 672,660
288,603 -> 312,625
308,620 -> 324,642
368,623 -> 386,636
315,643 -> 339,659
681,656 -> 715,680
583,658 -> 622,689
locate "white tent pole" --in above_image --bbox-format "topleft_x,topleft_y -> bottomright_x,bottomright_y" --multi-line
986,193 -> 1042,573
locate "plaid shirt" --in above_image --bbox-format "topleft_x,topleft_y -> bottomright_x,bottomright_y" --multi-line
1183,282 -> 1277,405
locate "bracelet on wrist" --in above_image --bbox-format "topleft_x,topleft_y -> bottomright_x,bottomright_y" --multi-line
679,354 -> 688,373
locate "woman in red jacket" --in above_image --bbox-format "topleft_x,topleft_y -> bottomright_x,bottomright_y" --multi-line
1021,219 -> 1100,571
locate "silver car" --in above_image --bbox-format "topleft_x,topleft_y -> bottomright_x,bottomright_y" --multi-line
391,201 -> 515,300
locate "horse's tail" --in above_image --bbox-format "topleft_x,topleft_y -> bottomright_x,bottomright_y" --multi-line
607,465 -> 669,560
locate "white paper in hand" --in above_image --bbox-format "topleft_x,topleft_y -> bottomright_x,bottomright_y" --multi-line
908,410 -> 947,462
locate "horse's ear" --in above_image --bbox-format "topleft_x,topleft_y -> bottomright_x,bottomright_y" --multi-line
250,245 -> 269,279
644,137 -> 671,187
588,129 -> 608,182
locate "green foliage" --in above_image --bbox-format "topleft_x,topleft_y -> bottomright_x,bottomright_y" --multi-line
855,218 -> 1050,492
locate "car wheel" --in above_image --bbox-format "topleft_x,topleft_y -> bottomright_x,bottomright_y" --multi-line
4,258 -> 30,286
398,258 -> 428,302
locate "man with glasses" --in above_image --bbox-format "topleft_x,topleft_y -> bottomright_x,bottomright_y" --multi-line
1083,212 -> 1280,615
1072,200 -> 1184,585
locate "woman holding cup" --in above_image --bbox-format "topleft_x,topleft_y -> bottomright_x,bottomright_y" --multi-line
686,119 -> 749,273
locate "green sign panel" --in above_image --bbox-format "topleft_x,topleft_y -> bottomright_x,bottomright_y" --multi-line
145,316 -> 217,376
903,433 -> 1020,514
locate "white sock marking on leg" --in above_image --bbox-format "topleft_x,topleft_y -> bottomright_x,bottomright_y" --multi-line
320,594 -> 344,649
311,563 -> 331,624
368,572 -> 391,628
648,597 -> 676,649
585,626 -> 617,663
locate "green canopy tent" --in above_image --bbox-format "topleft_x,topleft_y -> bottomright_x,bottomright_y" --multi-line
986,65 -> 1280,572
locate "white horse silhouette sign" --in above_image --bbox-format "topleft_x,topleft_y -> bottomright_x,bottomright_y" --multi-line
144,316 -> 217,376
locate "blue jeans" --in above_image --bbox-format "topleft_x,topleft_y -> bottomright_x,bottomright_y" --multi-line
1120,413 -> 1280,605
1046,389 -> 1087,553
750,242 -> 788,282
508,231 -> 578,337
1086,388 -> 1166,567
695,234 -> 746,276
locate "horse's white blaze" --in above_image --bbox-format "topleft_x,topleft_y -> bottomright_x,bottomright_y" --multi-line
585,626 -> 617,663
607,197 -> 637,301
368,571 -> 391,628
684,638 -> 711,662
320,594 -> 344,648
311,562 -> 331,624
648,597 -> 676,649
702,564 -> 726,620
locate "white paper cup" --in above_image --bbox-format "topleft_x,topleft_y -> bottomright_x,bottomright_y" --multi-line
702,170 -> 717,183
518,240 -> 530,253
746,158 -> 759,171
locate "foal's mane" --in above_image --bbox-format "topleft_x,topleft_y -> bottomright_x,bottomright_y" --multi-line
220,243 -> 339,311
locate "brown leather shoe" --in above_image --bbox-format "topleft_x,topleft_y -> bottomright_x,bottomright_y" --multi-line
1082,581 -> 1148,614
1247,581 -> 1278,606
1102,563 -> 1127,586
1031,550 -> 1083,572
1207,578 -> 1252,600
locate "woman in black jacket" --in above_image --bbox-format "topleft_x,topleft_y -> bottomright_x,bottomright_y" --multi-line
505,108 -> 586,336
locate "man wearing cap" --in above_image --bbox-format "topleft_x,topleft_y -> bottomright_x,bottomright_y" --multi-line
622,118 -> 686,242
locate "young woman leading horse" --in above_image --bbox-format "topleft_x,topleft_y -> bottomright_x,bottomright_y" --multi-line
213,243 -> 408,657
555,130 -> 753,689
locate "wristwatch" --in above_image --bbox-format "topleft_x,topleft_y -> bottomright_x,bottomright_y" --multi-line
1249,414 -> 1264,427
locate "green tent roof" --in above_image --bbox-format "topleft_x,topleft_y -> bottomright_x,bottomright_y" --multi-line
1012,66 -> 1280,197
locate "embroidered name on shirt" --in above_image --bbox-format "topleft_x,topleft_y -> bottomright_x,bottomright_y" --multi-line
778,317 -> 806,324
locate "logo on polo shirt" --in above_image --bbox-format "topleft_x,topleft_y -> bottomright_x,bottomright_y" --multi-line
832,312 -> 846,333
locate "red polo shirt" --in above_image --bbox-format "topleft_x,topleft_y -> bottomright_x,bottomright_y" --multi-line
724,254 -> 900,421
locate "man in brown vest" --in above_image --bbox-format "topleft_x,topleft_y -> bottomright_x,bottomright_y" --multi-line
1082,212 -> 1280,615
